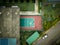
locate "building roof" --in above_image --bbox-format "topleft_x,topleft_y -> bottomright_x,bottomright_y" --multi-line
26,31 -> 39,45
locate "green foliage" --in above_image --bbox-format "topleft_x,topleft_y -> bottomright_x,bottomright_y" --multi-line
16,2 -> 35,11
43,4 -> 60,30
20,3 -> 60,45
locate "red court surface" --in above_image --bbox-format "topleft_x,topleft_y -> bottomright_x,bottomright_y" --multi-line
20,15 -> 42,30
